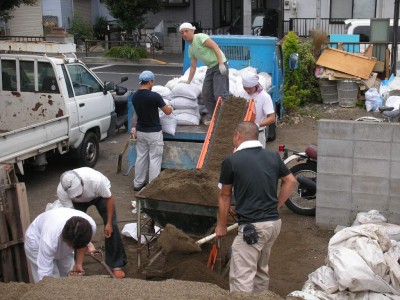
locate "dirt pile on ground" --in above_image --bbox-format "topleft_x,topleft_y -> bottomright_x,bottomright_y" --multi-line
0,277 -> 282,300
157,224 -> 201,254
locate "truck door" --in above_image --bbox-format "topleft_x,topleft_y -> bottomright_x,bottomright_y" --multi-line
65,63 -> 113,139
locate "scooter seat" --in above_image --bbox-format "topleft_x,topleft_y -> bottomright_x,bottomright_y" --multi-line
305,144 -> 318,160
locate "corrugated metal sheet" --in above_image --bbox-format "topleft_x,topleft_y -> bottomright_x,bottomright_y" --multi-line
8,4 -> 43,36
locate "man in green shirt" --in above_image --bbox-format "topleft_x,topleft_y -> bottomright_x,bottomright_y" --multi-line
179,22 -> 229,125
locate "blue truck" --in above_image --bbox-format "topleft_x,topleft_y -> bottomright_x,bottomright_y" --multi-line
126,35 -> 284,172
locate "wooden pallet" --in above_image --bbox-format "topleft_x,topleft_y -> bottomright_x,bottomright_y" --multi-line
0,164 -> 30,283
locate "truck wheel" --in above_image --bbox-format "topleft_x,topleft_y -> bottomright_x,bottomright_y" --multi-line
79,132 -> 99,168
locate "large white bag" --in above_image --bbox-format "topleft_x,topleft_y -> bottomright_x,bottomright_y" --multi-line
176,113 -> 200,125
170,96 -> 199,109
159,112 -> 178,136
171,83 -> 201,99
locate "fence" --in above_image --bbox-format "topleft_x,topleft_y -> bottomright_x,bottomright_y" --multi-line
288,18 -> 347,37
0,36 -> 45,42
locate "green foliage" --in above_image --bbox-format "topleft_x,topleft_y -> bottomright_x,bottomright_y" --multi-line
104,45 -> 148,61
93,16 -> 108,40
104,0 -> 161,31
68,15 -> 94,45
282,31 -> 321,113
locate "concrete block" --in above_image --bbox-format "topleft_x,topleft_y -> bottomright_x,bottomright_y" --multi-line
318,156 -> 353,175
318,120 -> 353,140
353,158 -> 390,178
316,190 -> 352,209
316,207 -> 352,228
317,173 -> 352,192
390,162 -> 400,179
391,125 -> 400,143
352,176 -> 389,195
318,139 -> 354,157
351,193 -> 388,212
389,179 -> 400,196
354,122 -> 393,142
387,196 -> 400,212
391,143 -> 400,162
354,141 -> 390,160
387,211 -> 400,225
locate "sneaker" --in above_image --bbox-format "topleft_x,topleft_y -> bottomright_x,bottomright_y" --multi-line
112,268 -> 125,279
133,183 -> 147,192
203,119 -> 211,126
202,114 -> 212,125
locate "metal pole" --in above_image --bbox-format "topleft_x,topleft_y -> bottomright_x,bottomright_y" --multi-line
391,0 -> 399,75
316,0 -> 321,31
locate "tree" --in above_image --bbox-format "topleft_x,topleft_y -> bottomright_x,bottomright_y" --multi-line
104,0 -> 161,31
0,0 -> 36,22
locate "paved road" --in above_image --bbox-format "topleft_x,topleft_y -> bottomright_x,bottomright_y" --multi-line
87,64 -> 184,89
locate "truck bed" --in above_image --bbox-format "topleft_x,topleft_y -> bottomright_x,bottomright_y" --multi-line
163,125 -> 208,141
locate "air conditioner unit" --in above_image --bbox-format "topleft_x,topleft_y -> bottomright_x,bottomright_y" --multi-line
284,0 -> 291,10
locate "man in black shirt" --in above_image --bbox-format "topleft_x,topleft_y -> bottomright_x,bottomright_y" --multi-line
131,70 -> 173,191
215,121 -> 297,292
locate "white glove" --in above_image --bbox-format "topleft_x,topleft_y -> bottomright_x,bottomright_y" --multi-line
256,123 -> 260,129
219,63 -> 227,75
179,79 -> 190,84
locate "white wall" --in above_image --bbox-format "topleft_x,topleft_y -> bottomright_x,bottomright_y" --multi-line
8,3 -> 43,36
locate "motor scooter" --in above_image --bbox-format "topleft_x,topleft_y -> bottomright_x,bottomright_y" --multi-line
112,77 -> 131,131
278,144 -> 317,216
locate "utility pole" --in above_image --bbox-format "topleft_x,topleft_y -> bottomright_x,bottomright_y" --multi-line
316,0 -> 321,30
391,0 -> 399,75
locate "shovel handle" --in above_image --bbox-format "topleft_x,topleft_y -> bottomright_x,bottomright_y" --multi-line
195,223 -> 238,246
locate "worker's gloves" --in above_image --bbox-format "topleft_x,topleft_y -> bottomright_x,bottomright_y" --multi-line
179,79 -> 190,84
219,63 -> 228,75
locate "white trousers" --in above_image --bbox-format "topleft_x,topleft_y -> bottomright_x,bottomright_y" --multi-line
134,130 -> 164,187
24,243 -> 74,283
229,219 -> 281,293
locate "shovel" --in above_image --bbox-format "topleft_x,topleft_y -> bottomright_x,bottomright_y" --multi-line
117,134 -> 134,173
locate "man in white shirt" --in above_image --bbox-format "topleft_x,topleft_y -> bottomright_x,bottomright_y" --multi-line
57,167 -> 127,278
238,71 -> 275,148
24,207 -> 96,283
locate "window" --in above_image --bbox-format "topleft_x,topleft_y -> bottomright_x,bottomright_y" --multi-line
161,0 -> 189,7
38,62 -> 59,93
1,60 -> 16,91
66,64 -> 102,96
20,61 -> 35,92
330,0 -> 376,19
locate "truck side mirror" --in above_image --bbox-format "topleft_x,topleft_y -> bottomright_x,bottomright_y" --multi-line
103,81 -> 115,95
289,53 -> 299,70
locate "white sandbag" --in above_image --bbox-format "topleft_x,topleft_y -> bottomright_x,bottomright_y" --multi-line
259,72 -> 272,91
385,96 -> 400,110
174,107 -> 200,118
238,66 -> 257,76
352,210 -> 387,226
163,98 -> 171,106
165,77 -> 180,90
384,247 -> 400,292
171,82 -> 201,99
159,112 -> 178,136
229,68 -> 239,77
286,291 -> 321,300
152,85 -> 171,98
176,113 -> 200,125
381,223 -> 400,241
327,247 -> 398,294
170,96 -> 199,109
45,199 -> 63,211
308,266 -> 339,294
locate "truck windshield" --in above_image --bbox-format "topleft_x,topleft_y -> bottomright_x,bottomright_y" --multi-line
66,64 -> 102,96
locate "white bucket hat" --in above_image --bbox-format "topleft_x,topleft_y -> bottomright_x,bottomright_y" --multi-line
179,22 -> 196,32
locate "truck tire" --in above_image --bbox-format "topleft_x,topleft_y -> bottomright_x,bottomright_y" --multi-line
79,132 -> 99,168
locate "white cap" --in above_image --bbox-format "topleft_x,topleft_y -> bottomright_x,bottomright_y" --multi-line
179,22 -> 196,32
241,72 -> 259,88
60,171 -> 83,198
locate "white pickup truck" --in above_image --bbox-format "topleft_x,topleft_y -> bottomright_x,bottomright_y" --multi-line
0,41 -> 116,174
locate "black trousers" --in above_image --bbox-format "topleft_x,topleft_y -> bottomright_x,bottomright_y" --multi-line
73,197 -> 127,269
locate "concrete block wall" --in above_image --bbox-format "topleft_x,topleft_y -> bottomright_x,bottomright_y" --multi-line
316,119 -> 400,229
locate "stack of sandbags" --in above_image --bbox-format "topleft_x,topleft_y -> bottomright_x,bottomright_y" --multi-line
152,85 -> 178,136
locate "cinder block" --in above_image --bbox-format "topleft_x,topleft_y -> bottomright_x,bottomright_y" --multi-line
353,158 -> 390,178
389,179 -> 400,196
317,173 -> 352,192
318,139 -> 354,157
318,120 -> 354,140
387,211 -> 400,225
352,193 -> 389,212
352,176 -> 389,195
387,196 -> 400,212
318,156 -> 353,175
354,141 -> 390,160
354,122 -> 393,142
316,207 -> 352,228
316,190 -> 352,209
391,143 -> 400,162
390,162 -> 400,179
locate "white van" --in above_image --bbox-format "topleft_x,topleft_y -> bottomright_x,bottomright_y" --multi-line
345,19 -> 400,42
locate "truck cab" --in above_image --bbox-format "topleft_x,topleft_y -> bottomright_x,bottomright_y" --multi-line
0,41 -> 116,173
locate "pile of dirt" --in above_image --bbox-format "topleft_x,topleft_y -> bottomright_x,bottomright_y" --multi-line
157,224 -> 201,254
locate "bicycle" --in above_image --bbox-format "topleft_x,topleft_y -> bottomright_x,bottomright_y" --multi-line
132,28 -> 162,51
